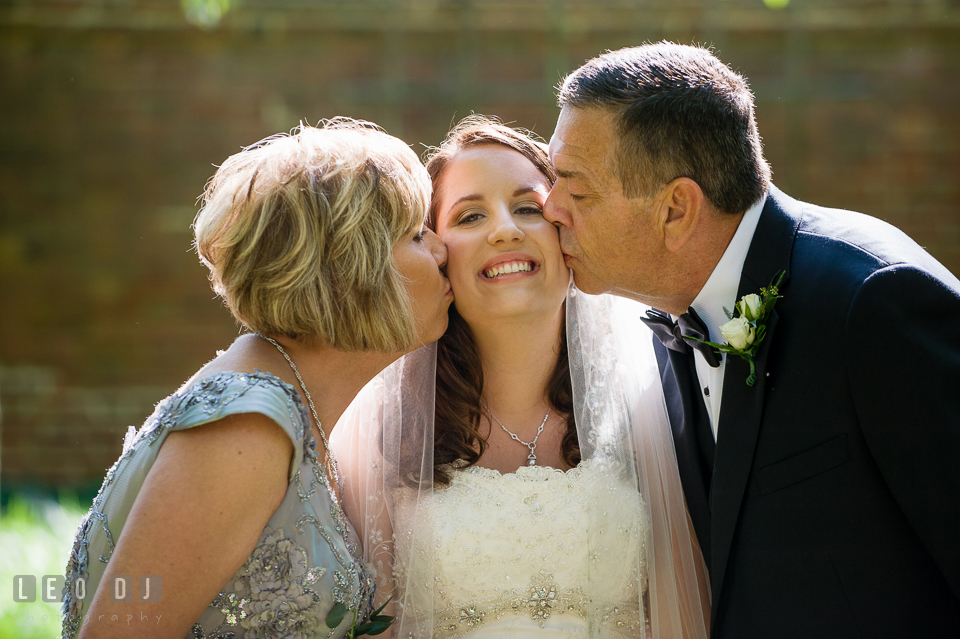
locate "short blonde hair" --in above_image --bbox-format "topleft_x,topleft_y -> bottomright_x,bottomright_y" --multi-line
194,118 -> 430,351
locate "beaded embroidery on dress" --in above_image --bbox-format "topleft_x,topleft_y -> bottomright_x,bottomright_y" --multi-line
336,291 -> 710,639
60,371 -> 374,639
397,459 -> 649,638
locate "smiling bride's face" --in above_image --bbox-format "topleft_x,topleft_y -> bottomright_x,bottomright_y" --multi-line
433,144 -> 569,326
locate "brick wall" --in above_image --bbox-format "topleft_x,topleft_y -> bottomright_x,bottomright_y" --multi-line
2,0 -> 958,491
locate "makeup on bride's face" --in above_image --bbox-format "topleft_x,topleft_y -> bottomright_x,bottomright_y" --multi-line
434,144 -> 569,324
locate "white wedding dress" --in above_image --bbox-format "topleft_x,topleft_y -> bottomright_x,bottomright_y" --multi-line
396,459 -> 649,638
333,290 -> 709,639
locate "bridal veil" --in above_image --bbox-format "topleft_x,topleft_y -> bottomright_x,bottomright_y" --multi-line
332,284 -> 710,638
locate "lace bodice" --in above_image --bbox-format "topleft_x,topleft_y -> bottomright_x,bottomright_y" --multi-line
61,371 -> 374,639
397,460 -> 649,638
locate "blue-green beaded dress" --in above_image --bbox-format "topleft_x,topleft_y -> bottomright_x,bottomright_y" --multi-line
60,370 -> 374,639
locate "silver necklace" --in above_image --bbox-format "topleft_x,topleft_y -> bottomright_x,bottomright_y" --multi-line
257,334 -> 340,490
481,399 -> 550,466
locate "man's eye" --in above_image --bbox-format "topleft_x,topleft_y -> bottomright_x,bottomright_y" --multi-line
570,194 -> 585,202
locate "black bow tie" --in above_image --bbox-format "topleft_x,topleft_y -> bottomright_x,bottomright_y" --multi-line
641,307 -> 722,368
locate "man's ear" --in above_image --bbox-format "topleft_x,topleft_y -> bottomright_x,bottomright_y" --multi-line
658,178 -> 704,253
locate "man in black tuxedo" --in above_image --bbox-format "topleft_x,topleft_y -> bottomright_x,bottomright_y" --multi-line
544,42 -> 960,637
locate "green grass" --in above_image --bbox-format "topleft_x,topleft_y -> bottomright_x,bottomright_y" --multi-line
0,494 -> 87,639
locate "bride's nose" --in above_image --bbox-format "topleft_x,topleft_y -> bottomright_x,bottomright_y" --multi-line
487,209 -> 524,245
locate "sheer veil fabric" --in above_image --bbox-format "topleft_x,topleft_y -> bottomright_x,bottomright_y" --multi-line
332,283 -> 710,638
332,341 -> 437,637
567,288 -> 710,638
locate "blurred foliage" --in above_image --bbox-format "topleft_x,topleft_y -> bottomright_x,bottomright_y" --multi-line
182,0 -> 234,29
0,494 -> 87,639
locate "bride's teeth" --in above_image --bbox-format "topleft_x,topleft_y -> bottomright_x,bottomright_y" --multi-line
485,261 -> 533,278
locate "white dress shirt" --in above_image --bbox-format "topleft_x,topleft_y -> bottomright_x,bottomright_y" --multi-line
682,195 -> 766,439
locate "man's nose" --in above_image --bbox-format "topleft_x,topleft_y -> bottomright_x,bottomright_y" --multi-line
543,187 -> 569,227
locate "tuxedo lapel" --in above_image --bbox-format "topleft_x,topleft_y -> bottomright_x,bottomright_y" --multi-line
709,186 -> 802,621
655,338 -> 714,567
709,308 -> 778,610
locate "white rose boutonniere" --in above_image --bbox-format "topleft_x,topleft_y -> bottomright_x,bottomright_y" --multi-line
737,293 -> 763,322
689,271 -> 785,386
720,316 -> 756,350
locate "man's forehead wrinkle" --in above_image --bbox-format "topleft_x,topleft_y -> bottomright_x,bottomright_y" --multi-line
548,132 -> 575,159
551,141 -> 599,180
558,150 -> 618,194
556,157 -> 600,186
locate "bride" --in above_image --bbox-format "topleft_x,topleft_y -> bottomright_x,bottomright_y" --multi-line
334,116 -> 709,638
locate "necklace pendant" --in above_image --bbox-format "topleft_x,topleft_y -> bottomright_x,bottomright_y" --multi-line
527,453 -> 537,466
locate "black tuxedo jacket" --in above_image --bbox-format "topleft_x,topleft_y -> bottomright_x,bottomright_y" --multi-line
656,186 -> 960,638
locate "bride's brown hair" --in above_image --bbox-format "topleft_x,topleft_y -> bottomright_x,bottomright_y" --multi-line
424,115 -> 579,485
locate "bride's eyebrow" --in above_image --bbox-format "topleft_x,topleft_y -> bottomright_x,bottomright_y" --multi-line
447,194 -> 483,210
513,186 -> 544,197
443,193 -> 485,223
445,185 -> 545,216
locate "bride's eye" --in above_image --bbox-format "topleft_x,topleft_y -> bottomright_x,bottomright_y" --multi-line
457,210 -> 484,225
515,204 -> 544,216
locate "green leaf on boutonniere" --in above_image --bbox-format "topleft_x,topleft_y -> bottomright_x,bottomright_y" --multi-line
688,271 -> 786,386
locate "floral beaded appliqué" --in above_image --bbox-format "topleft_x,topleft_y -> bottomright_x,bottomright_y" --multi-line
225,529 -> 327,638
422,463 -> 646,639
61,371 -> 374,639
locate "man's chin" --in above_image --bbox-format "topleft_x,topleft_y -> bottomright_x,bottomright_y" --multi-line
570,271 -> 613,296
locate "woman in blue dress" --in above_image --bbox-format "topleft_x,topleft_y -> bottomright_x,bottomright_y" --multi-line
61,118 -> 453,639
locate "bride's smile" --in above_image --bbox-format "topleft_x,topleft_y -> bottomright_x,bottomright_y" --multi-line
480,254 -> 538,280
